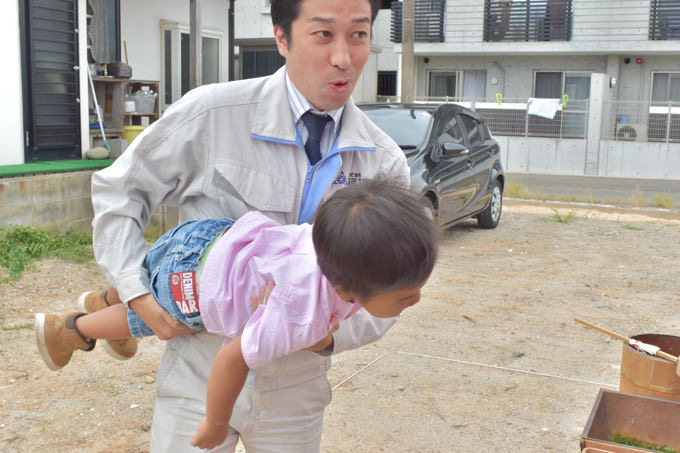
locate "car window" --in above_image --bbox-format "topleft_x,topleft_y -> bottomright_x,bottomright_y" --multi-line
461,115 -> 483,146
361,107 -> 432,149
437,116 -> 464,146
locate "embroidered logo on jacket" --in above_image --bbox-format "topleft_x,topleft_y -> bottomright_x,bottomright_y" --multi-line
333,171 -> 362,185
170,271 -> 200,317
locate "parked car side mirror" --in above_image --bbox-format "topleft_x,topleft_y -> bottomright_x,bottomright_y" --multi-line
442,142 -> 469,157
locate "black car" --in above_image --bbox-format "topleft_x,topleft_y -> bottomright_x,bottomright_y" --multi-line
359,103 -> 505,229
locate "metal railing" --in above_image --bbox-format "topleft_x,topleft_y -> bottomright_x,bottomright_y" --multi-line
604,100 -> 680,143
390,0 -> 446,43
483,0 -> 572,42
410,96 -> 588,139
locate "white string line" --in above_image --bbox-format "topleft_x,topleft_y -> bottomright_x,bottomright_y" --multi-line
332,352 -> 391,391
394,350 -> 618,388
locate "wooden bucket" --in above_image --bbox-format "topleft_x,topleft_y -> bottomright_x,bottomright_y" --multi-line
619,334 -> 680,401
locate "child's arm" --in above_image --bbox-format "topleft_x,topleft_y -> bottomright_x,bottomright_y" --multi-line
189,335 -> 249,450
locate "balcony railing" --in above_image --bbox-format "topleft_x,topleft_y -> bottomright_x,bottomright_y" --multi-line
484,0 -> 572,42
650,0 -> 680,40
390,0 -> 445,43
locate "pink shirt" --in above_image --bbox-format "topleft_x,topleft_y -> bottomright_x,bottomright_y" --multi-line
198,211 -> 361,369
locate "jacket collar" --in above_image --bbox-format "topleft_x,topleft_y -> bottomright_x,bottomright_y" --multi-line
251,66 -> 376,152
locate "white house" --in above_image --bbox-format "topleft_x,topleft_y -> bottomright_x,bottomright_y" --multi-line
1,0 -> 392,168
2,0 -> 233,167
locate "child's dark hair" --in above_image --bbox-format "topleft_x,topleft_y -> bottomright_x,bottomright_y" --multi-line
312,178 -> 439,302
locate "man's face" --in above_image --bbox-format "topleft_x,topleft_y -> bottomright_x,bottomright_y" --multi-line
274,0 -> 372,111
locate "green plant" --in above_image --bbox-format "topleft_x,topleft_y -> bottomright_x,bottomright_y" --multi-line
623,224 -> 644,231
612,433 -> 678,453
0,315 -> 34,332
654,193 -> 675,210
549,208 -> 576,224
0,225 -> 93,280
504,182 -> 531,199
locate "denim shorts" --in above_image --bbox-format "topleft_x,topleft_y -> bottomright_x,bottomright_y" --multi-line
127,217 -> 234,338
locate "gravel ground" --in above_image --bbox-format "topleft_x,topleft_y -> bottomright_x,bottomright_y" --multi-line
1,200 -> 679,452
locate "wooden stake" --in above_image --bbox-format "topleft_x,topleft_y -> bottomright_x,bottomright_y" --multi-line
574,318 -> 678,364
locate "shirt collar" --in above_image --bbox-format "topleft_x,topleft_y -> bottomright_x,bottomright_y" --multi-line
285,69 -> 344,136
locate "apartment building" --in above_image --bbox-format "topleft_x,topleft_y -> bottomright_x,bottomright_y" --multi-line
385,0 -> 680,177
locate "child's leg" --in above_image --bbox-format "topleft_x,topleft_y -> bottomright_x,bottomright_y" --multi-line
75,304 -> 132,340
76,287 -> 138,361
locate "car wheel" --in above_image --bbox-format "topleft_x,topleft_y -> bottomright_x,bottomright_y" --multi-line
420,196 -> 439,227
477,180 -> 502,229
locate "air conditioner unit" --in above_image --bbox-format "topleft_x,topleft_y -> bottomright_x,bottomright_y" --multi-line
616,123 -> 647,141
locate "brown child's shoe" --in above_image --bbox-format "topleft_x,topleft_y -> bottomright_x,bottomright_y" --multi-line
77,290 -> 138,361
35,312 -> 95,370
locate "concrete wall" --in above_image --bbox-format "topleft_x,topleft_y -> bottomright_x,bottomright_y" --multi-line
234,0 -> 275,39
0,171 -> 177,235
0,171 -> 97,233
414,55 -> 644,101
601,141 -> 680,178
0,1 -> 25,166
373,8 -> 399,72
500,136 -> 587,175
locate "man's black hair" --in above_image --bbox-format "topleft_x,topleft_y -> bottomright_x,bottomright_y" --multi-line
271,0 -> 381,46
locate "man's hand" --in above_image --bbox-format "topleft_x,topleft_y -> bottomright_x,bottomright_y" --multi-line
128,293 -> 193,340
306,315 -> 339,352
190,417 -> 229,450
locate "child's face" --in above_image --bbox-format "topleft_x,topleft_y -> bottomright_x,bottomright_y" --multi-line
355,280 -> 427,318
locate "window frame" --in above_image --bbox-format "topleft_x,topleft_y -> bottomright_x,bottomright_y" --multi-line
650,71 -> 680,105
160,20 -> 224,110
427,70 -> 488,99
533,70 -> 592,99
427,70 -> 462,98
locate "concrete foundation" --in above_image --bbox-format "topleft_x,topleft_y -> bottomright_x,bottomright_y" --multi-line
0,171 -> 178,236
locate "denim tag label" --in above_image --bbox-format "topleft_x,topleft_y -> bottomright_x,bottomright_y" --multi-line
170,271 -> 200,318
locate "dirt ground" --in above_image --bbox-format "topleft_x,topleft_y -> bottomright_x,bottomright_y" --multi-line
1,200 -> 679,452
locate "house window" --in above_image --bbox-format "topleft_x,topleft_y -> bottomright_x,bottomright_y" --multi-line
429,72 -> 458,97
651,72 -> 680,104
428,70 -> 487,99
534,71 -> 590,99
241,49 -> 285,80
377,71 -> 397,96
87,0 -> 121,64
161,20 -> 223,108
533,71 -> 590,138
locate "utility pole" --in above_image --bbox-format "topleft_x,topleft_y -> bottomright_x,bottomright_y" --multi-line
228,0 -> 235,81
400,0 -> 415,105
190,0 -> 202,89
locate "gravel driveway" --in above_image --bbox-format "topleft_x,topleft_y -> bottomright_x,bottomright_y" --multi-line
1,200 -> 679,452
